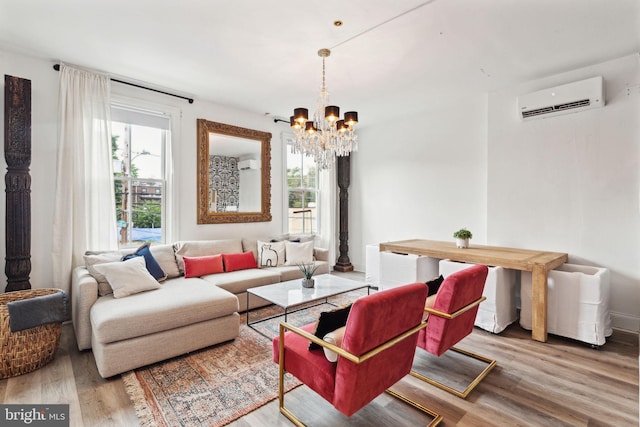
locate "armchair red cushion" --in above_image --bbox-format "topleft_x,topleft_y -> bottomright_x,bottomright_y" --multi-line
272,323 -> 338,403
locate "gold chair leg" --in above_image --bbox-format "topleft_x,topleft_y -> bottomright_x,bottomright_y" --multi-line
411,346 -> 497,399
385,388 -> 444,426
279,385 -> 443,427
279,324 -> 306,427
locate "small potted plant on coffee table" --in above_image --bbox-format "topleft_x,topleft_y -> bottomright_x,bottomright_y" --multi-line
298,263 -> 319,288
453,228 -> 473,248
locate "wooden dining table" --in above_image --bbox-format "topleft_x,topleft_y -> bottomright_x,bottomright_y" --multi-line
378,239 -> 568,342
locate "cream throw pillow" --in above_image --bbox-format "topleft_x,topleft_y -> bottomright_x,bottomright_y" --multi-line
257,241 -> 285,267
84,252 -> 124,296
148,244 -> 181,279
322,326 -> 346,362
284,240 -> 314,266
93,256 -> 161,298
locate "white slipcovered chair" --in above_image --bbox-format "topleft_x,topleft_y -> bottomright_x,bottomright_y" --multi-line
439,259 -> 517,334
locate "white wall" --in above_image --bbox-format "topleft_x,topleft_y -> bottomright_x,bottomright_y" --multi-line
487,54 -> 640,331
350,54 -> 639,331
239,168 -> 261,212
0,48 -> 287,292
350,96 -> 488,271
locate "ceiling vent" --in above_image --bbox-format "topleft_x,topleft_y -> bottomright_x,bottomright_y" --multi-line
517,76 -> 604,121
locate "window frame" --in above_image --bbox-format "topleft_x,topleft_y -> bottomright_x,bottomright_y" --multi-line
110,96 -> 179,247
282,132 -> 320,236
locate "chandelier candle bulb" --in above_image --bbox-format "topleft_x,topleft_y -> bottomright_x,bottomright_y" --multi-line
305,121 -> 316,133
289,116 -> 301,129
294,108 -> 308,124
344,111 -> 358,126
325,105 -> 340,122
288,48 -> 359,169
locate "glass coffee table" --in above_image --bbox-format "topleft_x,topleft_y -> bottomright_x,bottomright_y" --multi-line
246,274 -> 369,337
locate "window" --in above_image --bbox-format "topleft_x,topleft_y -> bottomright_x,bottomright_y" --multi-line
111,104 -> 170,247
285,140 -> 319,235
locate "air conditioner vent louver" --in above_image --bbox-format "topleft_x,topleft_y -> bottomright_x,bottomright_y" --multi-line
521,99 -> 591,118
521,107 -> 554,118
555,99 -> 591,110
517,76 -> 604,121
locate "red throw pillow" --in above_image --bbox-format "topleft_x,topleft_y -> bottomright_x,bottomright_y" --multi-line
223,251 -> 258,272
183,254 -> 224,278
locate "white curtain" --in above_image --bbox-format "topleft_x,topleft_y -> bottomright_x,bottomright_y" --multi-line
52,64 -> 117,291
318,165 -> 338,268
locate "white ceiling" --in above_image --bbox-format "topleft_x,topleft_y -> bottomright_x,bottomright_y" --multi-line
1,0 -> 639,124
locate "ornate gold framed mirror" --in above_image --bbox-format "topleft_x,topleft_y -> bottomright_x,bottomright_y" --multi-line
197,119 -> 272,223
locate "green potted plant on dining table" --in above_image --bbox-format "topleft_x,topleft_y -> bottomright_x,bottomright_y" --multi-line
453,228 -> 473,248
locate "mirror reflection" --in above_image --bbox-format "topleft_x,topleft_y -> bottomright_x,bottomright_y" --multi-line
197,119 -> 271,224
208,134 -> 261,212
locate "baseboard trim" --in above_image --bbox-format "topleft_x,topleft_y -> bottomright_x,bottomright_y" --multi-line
610,311 -> 640,333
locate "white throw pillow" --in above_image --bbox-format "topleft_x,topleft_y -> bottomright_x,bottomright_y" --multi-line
284,240 -> 314,266
257,240 -> 285,267
84,252 -> 124,296
323,326 -> 346,362
93,256 -> 161,298
288,234 -> 316,243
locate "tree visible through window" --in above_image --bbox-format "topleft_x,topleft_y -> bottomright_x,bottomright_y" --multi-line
286,142 -> 319,235
112,119 -> 166,247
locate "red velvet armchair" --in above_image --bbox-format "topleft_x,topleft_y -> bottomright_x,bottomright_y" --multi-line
414,264 -> 497,398
273,282 -> 442,426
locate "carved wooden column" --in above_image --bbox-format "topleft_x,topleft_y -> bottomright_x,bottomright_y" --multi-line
4,75 -> 32,291
334,154 -> 353,272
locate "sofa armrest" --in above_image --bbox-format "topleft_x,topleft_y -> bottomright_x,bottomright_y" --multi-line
314,247 -> 329,262
72,266 -> 98,350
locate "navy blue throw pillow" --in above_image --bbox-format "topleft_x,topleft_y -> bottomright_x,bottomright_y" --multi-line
122,243 -> 167,281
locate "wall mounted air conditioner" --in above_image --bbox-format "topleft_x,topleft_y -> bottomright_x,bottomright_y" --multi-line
238,159 -> 259,170
517,76 -> 604,121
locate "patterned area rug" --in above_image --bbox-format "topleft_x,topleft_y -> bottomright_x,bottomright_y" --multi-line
122,289 -> 367,427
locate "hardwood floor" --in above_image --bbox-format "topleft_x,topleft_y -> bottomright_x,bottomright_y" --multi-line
1,272 -> 638,426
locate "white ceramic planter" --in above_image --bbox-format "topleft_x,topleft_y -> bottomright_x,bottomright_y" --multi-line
455,238 -> 469,248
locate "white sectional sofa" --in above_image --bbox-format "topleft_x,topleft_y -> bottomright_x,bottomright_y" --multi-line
71,237 -> 329,378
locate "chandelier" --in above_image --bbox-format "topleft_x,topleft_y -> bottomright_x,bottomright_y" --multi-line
289,48 -> 358,169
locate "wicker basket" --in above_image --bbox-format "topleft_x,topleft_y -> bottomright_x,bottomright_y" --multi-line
0,288 -> 63,379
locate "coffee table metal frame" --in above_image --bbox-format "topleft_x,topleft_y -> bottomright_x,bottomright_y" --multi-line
246,274 -> 369,338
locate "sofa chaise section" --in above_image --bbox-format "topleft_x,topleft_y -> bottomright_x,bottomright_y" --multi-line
90,277 -> 239,378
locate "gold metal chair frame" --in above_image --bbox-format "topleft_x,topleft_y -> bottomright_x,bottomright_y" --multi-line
411,296 -> 497,399
278,321 -> 443,427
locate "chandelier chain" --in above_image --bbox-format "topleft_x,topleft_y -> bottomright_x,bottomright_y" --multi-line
322,55 -> 326,92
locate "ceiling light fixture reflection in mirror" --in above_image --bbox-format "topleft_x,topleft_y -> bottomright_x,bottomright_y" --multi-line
197,119 -> 272,224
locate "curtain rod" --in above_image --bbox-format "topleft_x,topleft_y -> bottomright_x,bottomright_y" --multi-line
52,64 -> 194,104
